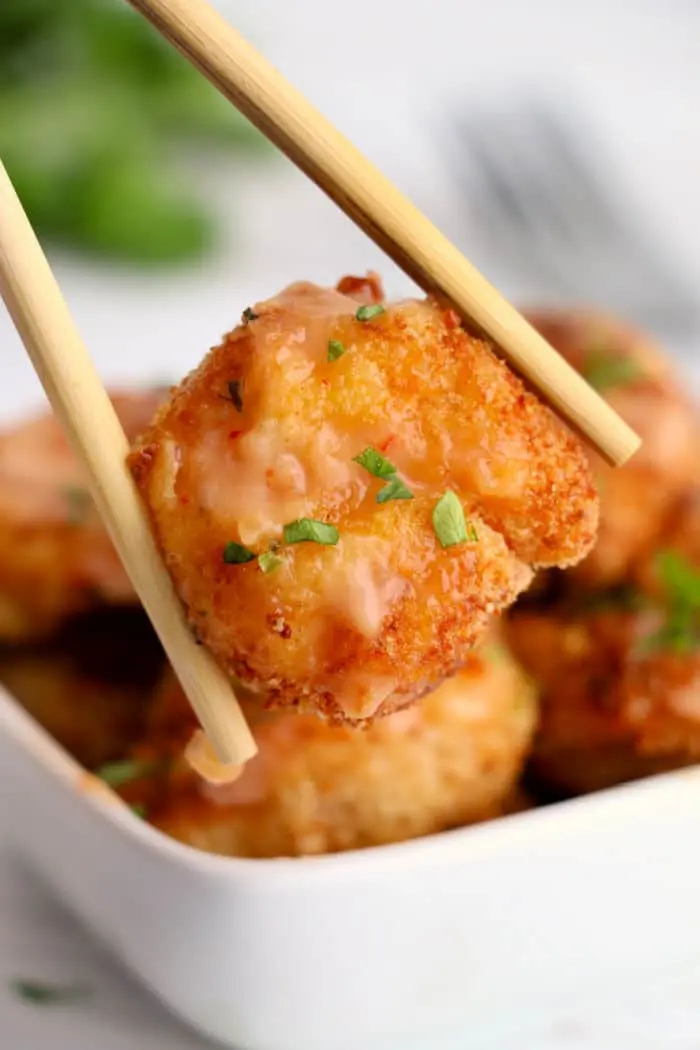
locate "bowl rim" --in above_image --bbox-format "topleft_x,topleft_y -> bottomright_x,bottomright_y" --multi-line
3,681 -> 700,889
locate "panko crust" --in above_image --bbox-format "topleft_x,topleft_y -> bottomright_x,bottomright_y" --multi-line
129,276 -> 597,723
119,640 -> 537,858
0,389 -> 164,641
525,309 -> 700,588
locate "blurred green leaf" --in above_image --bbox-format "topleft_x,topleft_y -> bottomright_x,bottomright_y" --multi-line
79,0 -> 197,86
0,0 -> 271,265
143,76 -> 269,151
0,0 -> 61,53
69,156 -> 215,264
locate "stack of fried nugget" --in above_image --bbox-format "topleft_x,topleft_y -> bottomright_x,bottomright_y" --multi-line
507,310 -> 700,796
0,357 -> 540,857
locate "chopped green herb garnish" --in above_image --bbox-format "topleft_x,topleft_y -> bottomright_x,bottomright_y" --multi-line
259,550 -> 284,574
637,550 -> 700,655
657,549 -> 700,606
227,379 -> 243,412
283,519 -> 339,546
377,477 -> 414,503
582,352 -> 644,392
355,303 -> 385,322
94,758 -> 160,788
131,803 -> 148,819
223,541 -> 256,564
328,339 -> 346,362
242,307 -> 259,323
354,446 -> 414,502
637,606 -> 696,656
11,979 -> 90,1006
432,491 -> 476,549
353,447 -> 397,480
62,485 -> 91,525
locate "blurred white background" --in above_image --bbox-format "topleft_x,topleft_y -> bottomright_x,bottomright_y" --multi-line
2,2 -> 700,1048
1,0 -> 699,420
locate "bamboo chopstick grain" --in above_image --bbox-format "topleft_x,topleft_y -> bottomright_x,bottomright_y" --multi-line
127,0 -> 641,468
0,159 -> 256,770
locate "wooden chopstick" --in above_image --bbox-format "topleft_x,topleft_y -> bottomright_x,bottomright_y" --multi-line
127,0 -> 640,468
0,160 -> 257,771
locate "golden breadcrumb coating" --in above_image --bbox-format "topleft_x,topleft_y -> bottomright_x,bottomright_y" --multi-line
129,276 -> 597,724
525,309 -> 699,588
118,639 -> 537,858
0,389 -> 163,641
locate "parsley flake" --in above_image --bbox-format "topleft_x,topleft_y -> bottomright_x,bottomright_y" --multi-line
11,979 -> 90,1006
582,352 -> 645,392
328,339 -> 345,361
377,477 -> 414,503
638,606 -> 696,656
355,303 -> 385,322
354,446 -> 414,502
637,550 -> 700,654
283,519 -> 339,546
259,550 -> 284,574
353,447 -> 397,480
242,307 -> 258,323
657,549 -> 700,606
131,803 -> 148,819
432,491 -> 476,548
94,758 -> 160,788
223,541 -> 256,564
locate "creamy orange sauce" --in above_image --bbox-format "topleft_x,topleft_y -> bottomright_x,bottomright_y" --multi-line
0,390 -> 164,524
0,413 -> 84,521
129,280 -> 597,722
322,541 -> 407,639
321,672 -> 401,719
179,286 -> 414,668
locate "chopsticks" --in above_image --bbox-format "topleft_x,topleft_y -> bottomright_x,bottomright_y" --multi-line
0,161 -> 257,771
128,0 -> 641,468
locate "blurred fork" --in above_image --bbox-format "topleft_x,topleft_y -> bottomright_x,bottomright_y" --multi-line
450,101 -> 699,336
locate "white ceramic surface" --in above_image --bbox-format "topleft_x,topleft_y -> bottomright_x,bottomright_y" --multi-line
3,686 -> 700,1050
1,0 -> 699,428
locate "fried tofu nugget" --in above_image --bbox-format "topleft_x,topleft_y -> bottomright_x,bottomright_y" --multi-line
0,389 -> 163,641
525,309 -> 699,588
507,482 -> 700,798
129,276 -> 597,724
119,639 -> 537,858
508,601 -> 700,796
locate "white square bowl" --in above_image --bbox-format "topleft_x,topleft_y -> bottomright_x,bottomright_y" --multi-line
2,685 -> 700,1050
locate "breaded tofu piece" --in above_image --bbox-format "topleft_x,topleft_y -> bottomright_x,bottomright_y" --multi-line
525,309 -> 699,588
0,389 -> 164,641
129,275 -> 597,724
507,577 -> 700,797
119,638 -> 537,858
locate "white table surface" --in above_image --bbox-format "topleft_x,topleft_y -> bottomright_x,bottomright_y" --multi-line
4,851 -> 700,1050
1,0 -> 700,1046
